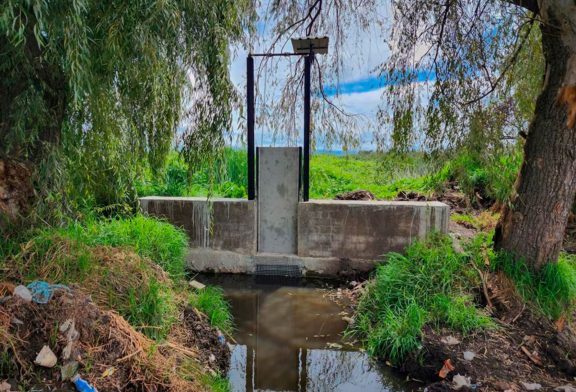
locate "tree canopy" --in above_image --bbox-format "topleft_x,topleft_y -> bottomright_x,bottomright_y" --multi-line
0,0 -> 253,217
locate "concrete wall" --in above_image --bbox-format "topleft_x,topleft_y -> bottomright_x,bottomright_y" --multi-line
298,200 -> 449,259
140,196 -> 450,276
257,147 -> 300,254
140,196 -> 256,254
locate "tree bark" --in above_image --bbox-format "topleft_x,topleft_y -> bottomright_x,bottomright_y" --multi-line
494,7 -> 576,270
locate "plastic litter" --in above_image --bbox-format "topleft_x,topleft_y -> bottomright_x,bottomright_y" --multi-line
452,374 -> 472,390
71,374 -> 98,392
34,345 -> 57,368
13,285 -> 32,302
61,361 -> 79,381
26,281 -> 70,304
216,330 -> 225,345
521,382 -> 542,391
463,351 -> 476,361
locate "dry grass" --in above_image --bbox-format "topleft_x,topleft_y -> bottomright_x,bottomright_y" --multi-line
0,289 -> 215,391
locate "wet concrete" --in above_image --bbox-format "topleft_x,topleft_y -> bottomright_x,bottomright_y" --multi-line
199,274 -> 413,392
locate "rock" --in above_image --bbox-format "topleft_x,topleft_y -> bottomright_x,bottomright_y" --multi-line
452,374 -> 472,390
34,345 -> 57,368
13,285 -> 32,302
440,336 -> 461,345
209,354 -> 216,362
0,380 -> 12,392
60,361 -> 78,381
189,280 -> 206,290
342,316 -> 355,325
555,386 -> 576,392
463,351 -> 476,361
521,383 -> 542,391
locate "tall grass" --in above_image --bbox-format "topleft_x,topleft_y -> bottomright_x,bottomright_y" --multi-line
136,147 -> 521,204
189,286 -> 233,334
2,215 -> 189,340
31,215 -> 189,278
354,233 -> 493,364
492,252 -> 576,320
83,215 -> 188,278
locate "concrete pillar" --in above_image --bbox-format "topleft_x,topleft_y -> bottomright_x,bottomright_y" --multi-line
257,147 -> 300,254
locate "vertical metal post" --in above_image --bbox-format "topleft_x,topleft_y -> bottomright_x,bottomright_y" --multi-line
247,55 -> 255,200
303,53 -> 312,201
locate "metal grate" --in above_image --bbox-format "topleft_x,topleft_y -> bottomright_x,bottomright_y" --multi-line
255,264 -> 301,277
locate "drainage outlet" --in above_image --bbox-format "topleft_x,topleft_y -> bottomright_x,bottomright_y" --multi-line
255,264 -> 301,278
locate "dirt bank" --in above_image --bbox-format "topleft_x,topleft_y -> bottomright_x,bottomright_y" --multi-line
400,274 -> 576,391
0,287 -> 228,391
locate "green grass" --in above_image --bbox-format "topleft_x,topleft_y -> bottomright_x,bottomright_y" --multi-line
309,153 -> 433,199
82,215 -> 188,278
354,233 -> 493,364
137,149 -> 437,200
189,286 -> 233,334
136,147 -> 521,205
26,215 -> 188,278
178,358 -> 230,392
492,252 -> 576,320
2,215 -> 188,340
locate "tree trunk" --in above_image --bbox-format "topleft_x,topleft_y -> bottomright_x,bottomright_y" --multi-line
494,7 -> 576,270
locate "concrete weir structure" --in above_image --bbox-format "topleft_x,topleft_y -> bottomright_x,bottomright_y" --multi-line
140,148 -> 449,276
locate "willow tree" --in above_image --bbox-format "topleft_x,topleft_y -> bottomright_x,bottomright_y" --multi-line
0,0 -> 252,222
264,0 -> 575,269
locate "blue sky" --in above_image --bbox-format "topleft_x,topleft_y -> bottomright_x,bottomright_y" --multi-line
227,3 -> 434,151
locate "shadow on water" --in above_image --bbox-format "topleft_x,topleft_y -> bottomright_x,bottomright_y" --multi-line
198,274 -> 414,392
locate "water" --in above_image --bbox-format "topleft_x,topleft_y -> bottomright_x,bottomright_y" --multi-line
199,275 -> 411,392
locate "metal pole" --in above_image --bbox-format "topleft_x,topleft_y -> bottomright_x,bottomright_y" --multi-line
247,55 -> 255,200
303,53 -> 312,201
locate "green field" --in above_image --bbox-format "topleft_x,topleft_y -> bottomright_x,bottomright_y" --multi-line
137,148 -> 521,204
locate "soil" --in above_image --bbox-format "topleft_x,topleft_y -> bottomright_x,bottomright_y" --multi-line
401,286 -> 576,391
335,189 -> 377,201
179,307 -> 229,374
0,288 -> 228,391
395,182 -> 474,214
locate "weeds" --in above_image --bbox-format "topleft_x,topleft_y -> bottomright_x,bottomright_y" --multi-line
2,216 -> 187,340
178,358 -> 230,392
189,286 -> 233,334
24,215 -> 188,278
492,252 -> 576,320
354,233 -> 493,364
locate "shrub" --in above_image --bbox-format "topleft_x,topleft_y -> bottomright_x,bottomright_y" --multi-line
189,286 -> 233,334
354,233 -> 493,364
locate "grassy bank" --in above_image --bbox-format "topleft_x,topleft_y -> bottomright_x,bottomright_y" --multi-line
354,232 -> 576,365
136,148 -> 521,205
0,215 -> 233,391
353,233 -> 494,364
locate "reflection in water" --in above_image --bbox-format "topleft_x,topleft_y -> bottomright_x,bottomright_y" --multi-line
200,275 -> 410,392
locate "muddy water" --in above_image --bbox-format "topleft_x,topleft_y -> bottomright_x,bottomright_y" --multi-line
199,275 -> 411,392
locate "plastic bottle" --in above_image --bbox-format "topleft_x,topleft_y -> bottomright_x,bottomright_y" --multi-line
71,374 -> 98,392
216,330 -> 226,345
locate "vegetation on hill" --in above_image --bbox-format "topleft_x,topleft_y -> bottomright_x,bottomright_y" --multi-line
0,215 -> 233,391
136,147 -> 523,205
